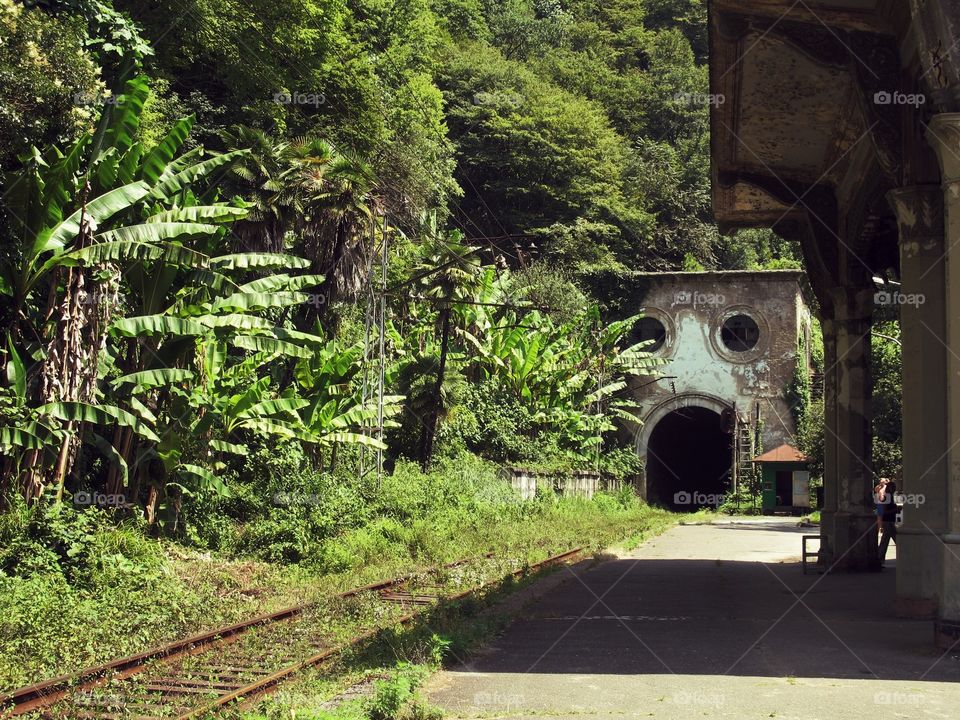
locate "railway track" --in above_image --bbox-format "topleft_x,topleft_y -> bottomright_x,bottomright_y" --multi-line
0,547 -> 583,719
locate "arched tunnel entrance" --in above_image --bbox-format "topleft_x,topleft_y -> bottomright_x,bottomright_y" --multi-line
646,406 -> 732,511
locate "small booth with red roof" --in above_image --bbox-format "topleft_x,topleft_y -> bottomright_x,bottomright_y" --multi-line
753,444 -> 810,516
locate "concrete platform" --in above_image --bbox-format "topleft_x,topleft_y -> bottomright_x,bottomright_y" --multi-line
427,518 -> 960,719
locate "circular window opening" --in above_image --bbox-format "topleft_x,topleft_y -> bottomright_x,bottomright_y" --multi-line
721,314 -> 760,352
633,317 -> 666,352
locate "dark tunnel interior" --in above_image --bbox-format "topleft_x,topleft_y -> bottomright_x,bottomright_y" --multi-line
646,407 -> 732,511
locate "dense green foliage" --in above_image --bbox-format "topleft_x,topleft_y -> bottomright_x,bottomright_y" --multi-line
0,1 -> 904,705
3,0 -> 722,511
871,320 -> 902,479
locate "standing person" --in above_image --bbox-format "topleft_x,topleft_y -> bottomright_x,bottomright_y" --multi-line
877,480 -> 899,566
873,478 -> 887,535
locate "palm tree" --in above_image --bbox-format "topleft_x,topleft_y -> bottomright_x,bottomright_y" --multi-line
222,131 -> 380,318
287,141 -> 378,310
414,224 -> 481,468
220,126 -> 294,254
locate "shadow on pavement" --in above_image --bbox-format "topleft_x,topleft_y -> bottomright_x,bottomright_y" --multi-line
454,554 -> 956,682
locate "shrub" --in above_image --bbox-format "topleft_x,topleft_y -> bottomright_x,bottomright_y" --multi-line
459,380 -> 538,462
0,501 -> 162,586
599,447 -> 644,482
369,663 -> 432,720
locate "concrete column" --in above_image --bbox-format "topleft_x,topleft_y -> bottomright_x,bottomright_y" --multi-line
819,318 -> 839,562
927,114 -> 960,647
826,286 -> 876,571
887,185 -> 947,619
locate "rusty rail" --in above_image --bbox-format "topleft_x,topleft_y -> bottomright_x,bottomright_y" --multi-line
0,547 -> 582,719
181,546 -> 583,719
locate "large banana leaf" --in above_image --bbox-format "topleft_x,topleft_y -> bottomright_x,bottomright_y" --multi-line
226,376 -> 270,419
148,150 -> 249,200
237,398 -> 309,421
139,116 -> 195,183
90,432 -> 129,485
112,368 -> 196,391
128,396 -> 158,424
196,314 -> 275,331
36,181 -> 151,258
272,328 -> 329,347
239,273 -> 325,294
112,315 -> 208,338
234,418 -> 300,440
231,335 -> 311,358
95,222 -> 218,245
177,463 -> 231,497
319,431 -> 387,450
59,239 -> 209,269
209,439 -> 248,455
36,401 -> 160,442
146,205 -> 248,224
208,253 -> 310,270
97,76 -> 150,157
209,291 -> 308,314
0,426 -> 45,451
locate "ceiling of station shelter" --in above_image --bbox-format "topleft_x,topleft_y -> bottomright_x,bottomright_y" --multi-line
735,34 -> 859,184
708,0 -> 899,226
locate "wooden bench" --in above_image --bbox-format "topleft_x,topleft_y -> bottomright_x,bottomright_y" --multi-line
802,534 -> 824,574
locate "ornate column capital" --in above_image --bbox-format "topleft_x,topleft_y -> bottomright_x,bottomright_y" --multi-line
926,114 -> 960,184
887,186 -> 945,265
827,285 -> 875,324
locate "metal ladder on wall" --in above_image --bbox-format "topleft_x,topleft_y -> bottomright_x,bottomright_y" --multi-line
732,413 -> 754,494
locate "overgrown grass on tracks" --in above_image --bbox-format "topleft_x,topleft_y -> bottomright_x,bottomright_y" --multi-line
0,454 -> 676,693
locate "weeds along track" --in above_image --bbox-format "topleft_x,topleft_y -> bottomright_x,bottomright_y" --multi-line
0,548 -> 583,719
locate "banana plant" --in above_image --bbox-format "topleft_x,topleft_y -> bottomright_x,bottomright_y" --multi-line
1,330 -> 163,501
103,258 -> 326,504
293,340 -> 403,448
457,298 -> 667,456
0,75 -> 251,501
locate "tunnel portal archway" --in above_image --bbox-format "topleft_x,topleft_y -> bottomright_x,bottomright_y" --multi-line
644,405 -> 732,511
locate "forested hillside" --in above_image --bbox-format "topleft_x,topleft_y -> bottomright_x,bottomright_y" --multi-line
3,0 -> 800,273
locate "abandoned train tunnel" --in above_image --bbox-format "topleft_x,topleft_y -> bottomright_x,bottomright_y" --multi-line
645,407 -> 731,511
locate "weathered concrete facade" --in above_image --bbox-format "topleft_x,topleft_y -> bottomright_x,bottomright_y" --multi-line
629,270 -> 810,507
708,0 -> 960,646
